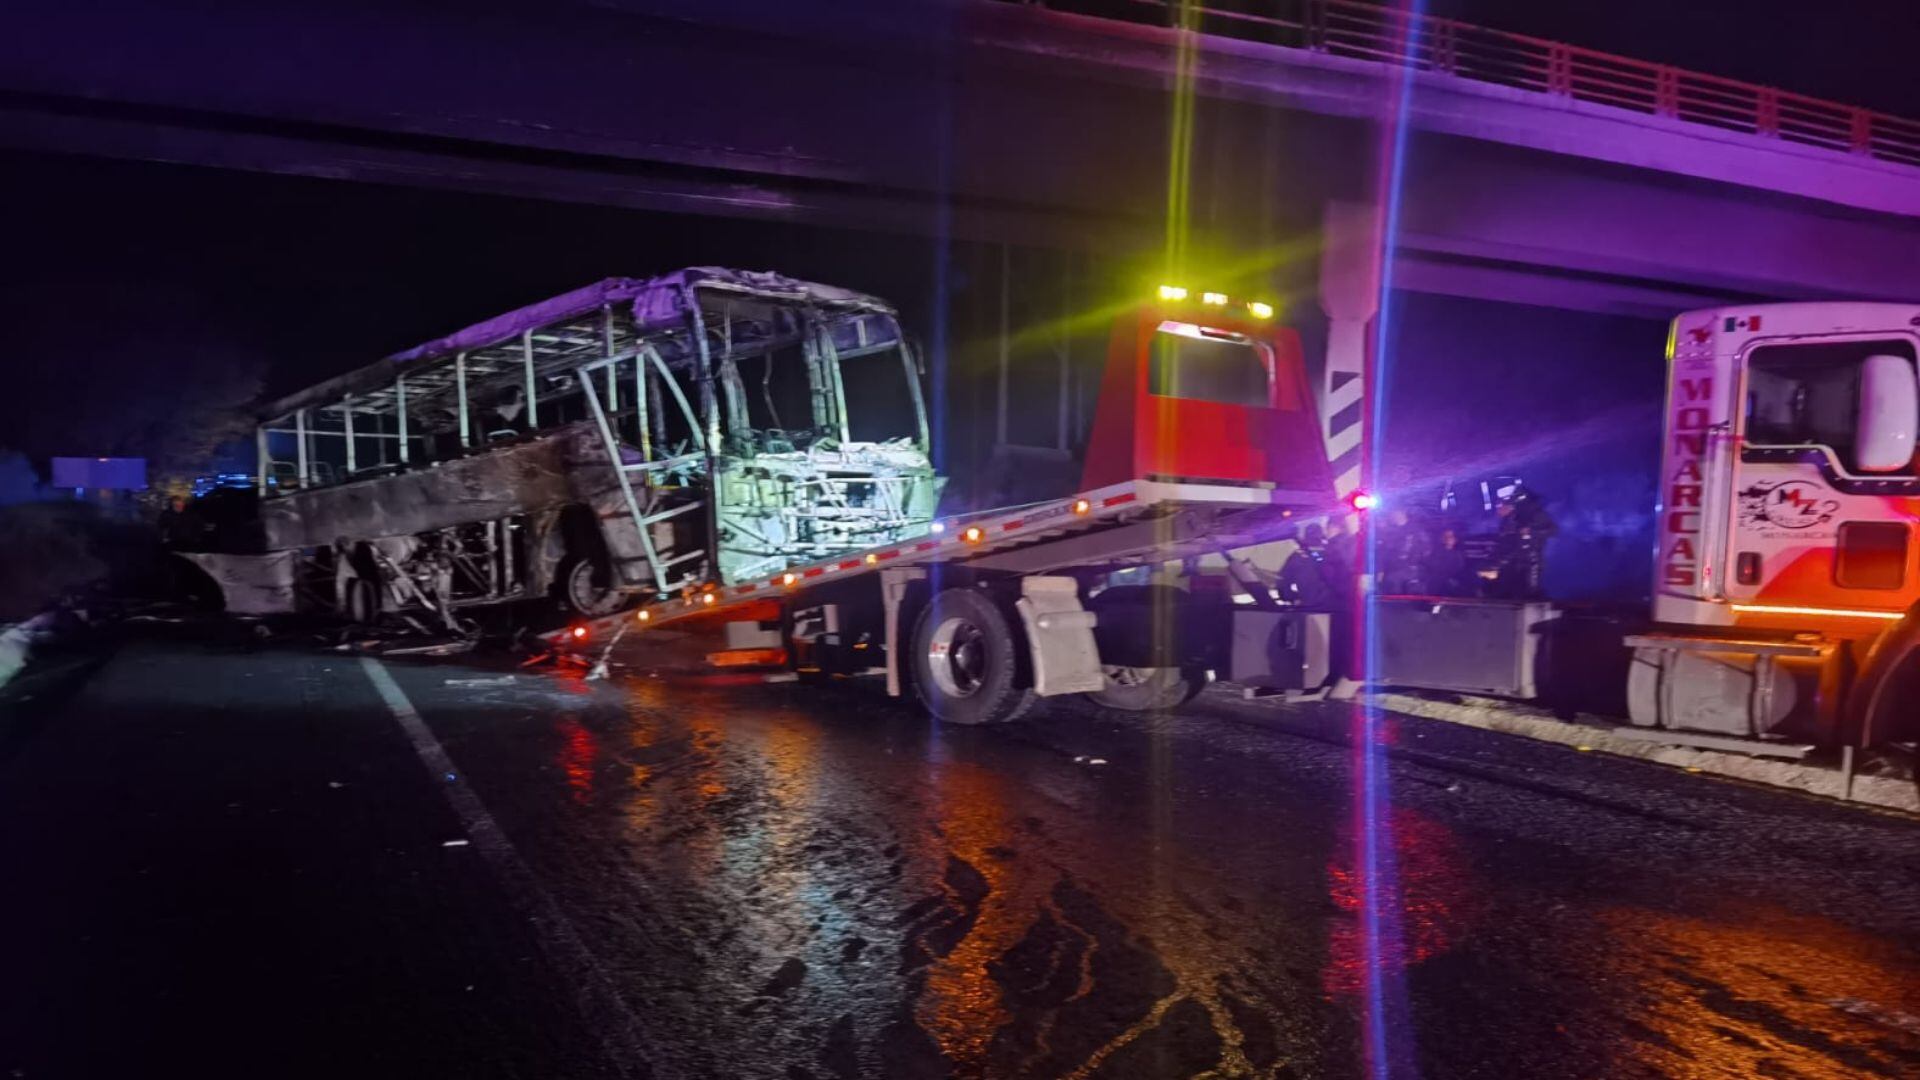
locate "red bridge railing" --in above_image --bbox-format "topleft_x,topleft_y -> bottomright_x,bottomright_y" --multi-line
1007,0 -> 1920,168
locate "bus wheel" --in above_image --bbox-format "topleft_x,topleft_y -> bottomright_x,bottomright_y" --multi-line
911,588 -> 1036,725
1087,665 -> 1204,712
559,556 -> 622,617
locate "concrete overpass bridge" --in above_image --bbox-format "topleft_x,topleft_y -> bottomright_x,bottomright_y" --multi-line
5,0 -> 1919,494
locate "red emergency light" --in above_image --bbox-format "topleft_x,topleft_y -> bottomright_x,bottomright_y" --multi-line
1347,491 -> 1377,512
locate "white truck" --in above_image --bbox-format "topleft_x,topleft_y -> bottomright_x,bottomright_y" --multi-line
1374,302 -> 1920,751
1624,302 -> 1920,748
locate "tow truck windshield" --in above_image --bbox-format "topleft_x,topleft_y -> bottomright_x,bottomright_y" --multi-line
1149,324 -> 1271,407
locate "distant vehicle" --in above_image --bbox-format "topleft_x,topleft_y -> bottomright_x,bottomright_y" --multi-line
190,472 -> 258,499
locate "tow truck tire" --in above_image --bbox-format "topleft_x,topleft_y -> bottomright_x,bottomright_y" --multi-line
1087,665 -> 1205,712
911,587 -> 1036,726
1849,604 -> 1920,745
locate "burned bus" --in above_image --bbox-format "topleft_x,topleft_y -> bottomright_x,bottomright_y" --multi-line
173,268 -> 942,627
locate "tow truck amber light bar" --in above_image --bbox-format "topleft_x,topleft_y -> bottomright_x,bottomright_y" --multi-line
1730,603 -> 1902,622
1155,285 -> 1275,319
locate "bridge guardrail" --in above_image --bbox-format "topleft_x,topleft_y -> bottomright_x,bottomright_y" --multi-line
1008,0 -> 1920,168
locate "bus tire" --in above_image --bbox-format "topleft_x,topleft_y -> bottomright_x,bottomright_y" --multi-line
1087,665 -> 1205,712
344,576 -> 382,625
558,555 -> 622,617
911,587 -> 1036,725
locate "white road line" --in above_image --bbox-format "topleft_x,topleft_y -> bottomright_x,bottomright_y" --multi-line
358,656 -> 662,1079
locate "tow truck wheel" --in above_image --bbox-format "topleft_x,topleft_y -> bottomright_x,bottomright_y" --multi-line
911,588 -> 1036,725
559,556 -> 623,617
1087,665 -> 1204,712
1849,604 -> 1920,745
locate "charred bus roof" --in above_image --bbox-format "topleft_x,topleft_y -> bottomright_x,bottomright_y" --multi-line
258,267 -> 896,421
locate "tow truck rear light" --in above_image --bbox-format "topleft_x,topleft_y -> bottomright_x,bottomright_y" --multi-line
1735,552 -> 1761,585
1247,301 -> 1274,319
1157,284 -> 1188,301
569,625 -> 589,640
962,525 -> 985,544
1347,491 -> 1377,512
1202,291 -> 1228,305
1072,498 -> 1091,515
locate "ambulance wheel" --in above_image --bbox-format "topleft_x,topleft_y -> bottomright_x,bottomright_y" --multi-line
911,588 -> 1035,726
1087,665 -> 1205,712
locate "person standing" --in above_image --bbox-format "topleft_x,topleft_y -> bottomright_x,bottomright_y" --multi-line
1491,488 -> 1556,600
1378,507 -> 1432,594
1426,526 -> 1473,597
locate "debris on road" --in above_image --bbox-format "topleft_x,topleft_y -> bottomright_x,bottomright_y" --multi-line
376,638 -> 475,658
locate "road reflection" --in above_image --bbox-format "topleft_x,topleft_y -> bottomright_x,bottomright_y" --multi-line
915,755 -> 1035,1073
1600,903 -> 1920,1078
1322,807 -> 1476,998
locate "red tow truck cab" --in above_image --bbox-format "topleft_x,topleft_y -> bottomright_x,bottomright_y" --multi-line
1081,295 -> 1331,499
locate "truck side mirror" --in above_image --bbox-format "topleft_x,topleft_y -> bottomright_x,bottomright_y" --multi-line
1857,353 -> 1918,472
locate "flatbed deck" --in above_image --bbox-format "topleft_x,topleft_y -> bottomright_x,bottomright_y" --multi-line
547,477 -> 1316,646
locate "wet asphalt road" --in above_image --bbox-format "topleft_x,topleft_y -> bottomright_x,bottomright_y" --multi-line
2,636 -> 1918,1080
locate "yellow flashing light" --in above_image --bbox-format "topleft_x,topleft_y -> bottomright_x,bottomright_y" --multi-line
962,525 -> 985,544
865,553 -> 879,564
637,609 -> 651,622
701,592 -> 716,606
1730,603 -> 1901,622
1247,300 -> 1274,319
1072,498 -> 1091,515
781,571 -> 797,586
1202,291 -> 1228,305
1157,284 -> 1188,301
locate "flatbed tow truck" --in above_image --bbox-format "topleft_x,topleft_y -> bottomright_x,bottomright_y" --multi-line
545,281 -> 1344,725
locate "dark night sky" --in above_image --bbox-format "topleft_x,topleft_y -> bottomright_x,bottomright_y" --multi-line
0,0 -> 1912,469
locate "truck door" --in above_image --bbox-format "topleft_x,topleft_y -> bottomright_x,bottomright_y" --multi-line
1726,335 -> 1920,616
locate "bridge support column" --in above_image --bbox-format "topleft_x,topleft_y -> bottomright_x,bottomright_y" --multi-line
1318,201 -> 1380,499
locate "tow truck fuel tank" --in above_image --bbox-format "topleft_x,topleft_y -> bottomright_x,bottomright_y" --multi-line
1374,598 -> 1560,699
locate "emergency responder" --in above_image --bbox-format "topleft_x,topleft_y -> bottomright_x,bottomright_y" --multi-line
1490,487 -> 1555,599
1278,523 -> 1337,608
1378,506 -> 1432,594
1426,526 -> 1474,597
